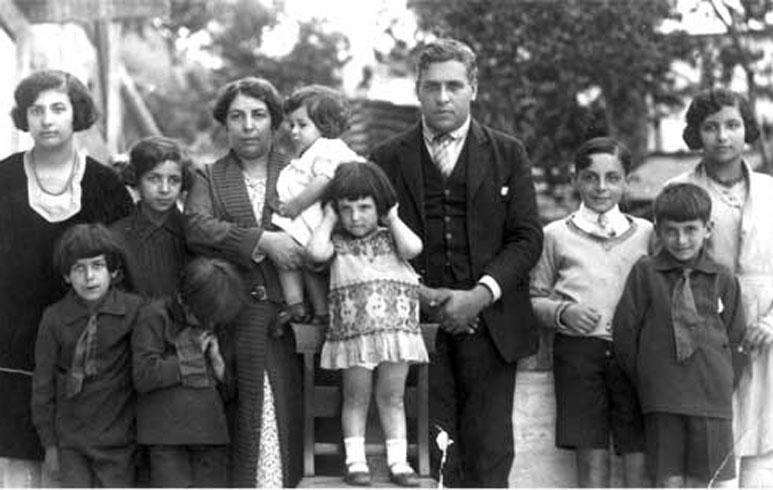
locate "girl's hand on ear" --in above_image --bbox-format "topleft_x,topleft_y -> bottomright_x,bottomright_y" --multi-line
382,203 -> 399,227
322,202 -> 338,223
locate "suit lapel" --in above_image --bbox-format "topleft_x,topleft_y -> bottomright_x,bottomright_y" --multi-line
399,124 -> 426,229
466,120 -> 493,205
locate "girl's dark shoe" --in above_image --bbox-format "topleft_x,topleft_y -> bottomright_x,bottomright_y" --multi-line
388,464 -> 420,487
343,463 -> 371,486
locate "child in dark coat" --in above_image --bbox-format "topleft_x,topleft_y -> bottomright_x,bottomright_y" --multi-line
32,223 -> 141,487
132,257 -> 245,487
614,183 -> 746,487
111,136 -> 192,299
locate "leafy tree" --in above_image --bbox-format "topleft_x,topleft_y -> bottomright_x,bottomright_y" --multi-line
123,0 -> 349,152
411,0 -> 694,178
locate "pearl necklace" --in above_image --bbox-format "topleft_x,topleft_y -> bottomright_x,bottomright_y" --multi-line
31,151 -> 78,196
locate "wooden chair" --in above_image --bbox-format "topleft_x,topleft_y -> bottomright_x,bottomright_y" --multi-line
292,322 -> 438,487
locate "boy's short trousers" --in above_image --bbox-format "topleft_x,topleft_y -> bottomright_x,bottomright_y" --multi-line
644,412 -> 735,484
553,333 -> 644,454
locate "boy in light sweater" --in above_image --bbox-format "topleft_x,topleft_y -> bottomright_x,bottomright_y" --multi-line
530,137 -> 652,487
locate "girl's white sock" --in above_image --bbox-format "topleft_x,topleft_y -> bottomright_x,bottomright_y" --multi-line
344,436 -> 367,468
386,438 -> 410,471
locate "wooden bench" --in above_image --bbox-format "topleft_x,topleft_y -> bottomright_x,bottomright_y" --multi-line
291,322 -> 438,487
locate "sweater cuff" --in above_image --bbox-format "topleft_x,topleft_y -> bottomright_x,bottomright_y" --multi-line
555,302 -> 572,330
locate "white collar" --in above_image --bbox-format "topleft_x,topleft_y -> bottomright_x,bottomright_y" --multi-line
573,203 -> 629,237
421,116 -> 471,143
24,149 -> 87,223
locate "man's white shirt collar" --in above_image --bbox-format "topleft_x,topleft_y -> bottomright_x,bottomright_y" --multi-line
421,116 -> 471,143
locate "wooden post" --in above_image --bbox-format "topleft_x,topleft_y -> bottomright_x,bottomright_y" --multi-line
93,18 -> 121,154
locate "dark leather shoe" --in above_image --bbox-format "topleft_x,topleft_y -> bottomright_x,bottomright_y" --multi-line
389,470 -> 419,487
343,469 -> 371,486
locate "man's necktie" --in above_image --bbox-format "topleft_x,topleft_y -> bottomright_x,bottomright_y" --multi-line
431,133 -> 455,177
67,314 -> 99,398
671,268 -> 701,363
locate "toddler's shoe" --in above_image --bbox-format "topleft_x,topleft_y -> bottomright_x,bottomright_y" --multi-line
344,462 -> 371,487
288,302 -> 310,323
311,313 -> 330,326
388,462 -> 419,487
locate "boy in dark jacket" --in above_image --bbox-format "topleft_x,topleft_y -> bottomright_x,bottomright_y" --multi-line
132,257 -> 244,487
32,224 -> 141,487
613,183 -> 746,487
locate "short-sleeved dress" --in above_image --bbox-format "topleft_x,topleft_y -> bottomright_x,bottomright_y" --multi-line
320,228 -> 429,369
272,137 -> 362,246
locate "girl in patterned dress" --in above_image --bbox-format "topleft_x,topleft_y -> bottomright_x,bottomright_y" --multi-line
307,161 -> 429,487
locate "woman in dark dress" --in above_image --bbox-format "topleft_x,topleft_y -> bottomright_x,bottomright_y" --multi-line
0,70 -> 133,486
185,76 -> 304,487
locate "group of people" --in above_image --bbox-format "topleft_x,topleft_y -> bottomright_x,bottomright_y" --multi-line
0,34 -> 770,490
530,79 -> 773,486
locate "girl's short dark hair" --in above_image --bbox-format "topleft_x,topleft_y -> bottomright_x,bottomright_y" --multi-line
284,85 -> 351,138
653,183 -> 712,224
682,88 -> 760,150
179,257 -> 247,326
53,223 -> 130,285
325,161 -> 397,217
574,136 -> 633,174
212,77 -> 283,130
11,70 -> 98,132
121,136 -> 193,191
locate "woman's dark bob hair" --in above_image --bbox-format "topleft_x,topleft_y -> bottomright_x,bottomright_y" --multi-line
682,88 -> 760,150
212,77 -> 283,130
325,160 -> 397,217
11,70 -> 98,132
121,136 -> 193,191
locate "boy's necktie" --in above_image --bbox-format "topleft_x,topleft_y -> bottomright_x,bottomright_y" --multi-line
597,213 -> 616,237
431,133 -> 455,177
67,314 -> 99,398
672,268 -> 701,363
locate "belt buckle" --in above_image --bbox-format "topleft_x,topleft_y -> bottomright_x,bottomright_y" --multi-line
250,285 -> 267,301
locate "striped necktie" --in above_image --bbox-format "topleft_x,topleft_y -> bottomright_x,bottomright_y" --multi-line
431,133 -> 455,177
597,213 -> 616,237
67,314 -> 99,398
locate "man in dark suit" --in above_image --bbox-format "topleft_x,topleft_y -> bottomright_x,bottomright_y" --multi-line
371,38 -> 543,487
